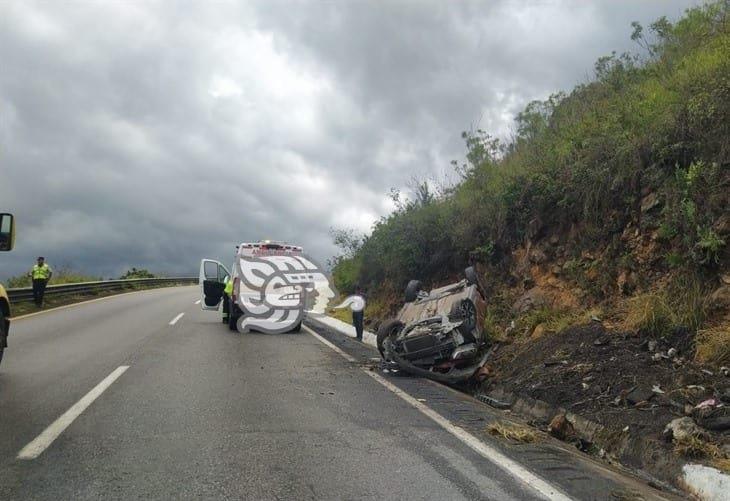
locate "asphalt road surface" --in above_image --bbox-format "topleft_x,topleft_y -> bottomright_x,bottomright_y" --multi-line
0,287 -> 668,500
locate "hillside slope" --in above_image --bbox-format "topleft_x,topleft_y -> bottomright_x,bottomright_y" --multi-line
331,1 -> 730,489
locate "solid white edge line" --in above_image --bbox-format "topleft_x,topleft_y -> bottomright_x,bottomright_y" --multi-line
17,366 -> 130,460
169,312 -> 185,325
304,326 -> 357,362
302,325 -> 573,501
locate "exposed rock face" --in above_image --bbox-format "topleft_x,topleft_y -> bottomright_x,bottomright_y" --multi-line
529,247 -> 547,264
512,287 -> 548,313
617,270 -> 638,295
640,192 -> 661,213
531,323 -> 554,340
548,414 -> 576,441
663,417 -> 708,442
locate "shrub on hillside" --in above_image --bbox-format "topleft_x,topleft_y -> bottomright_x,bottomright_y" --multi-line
334,1 -> 729,298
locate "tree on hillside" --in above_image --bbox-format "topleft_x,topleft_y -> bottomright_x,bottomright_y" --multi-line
119,268 -> 155,279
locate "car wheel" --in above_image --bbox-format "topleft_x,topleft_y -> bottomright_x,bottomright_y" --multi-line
289,321 -> 302,333
464,266 -> 486,299
450,299 -> 477,341
404,280 -> 422,303
464,266 -> 478,285
376,319 -> 404,358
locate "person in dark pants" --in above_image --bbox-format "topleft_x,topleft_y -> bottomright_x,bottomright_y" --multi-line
29,256 -> 53,307
352,287 -> 365,341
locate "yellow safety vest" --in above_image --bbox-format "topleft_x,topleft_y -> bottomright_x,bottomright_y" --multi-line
224,277 -> 233,295
31,264 -> 52,280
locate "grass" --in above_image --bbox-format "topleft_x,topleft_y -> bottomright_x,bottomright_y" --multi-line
330,1 -> 730,314
623,277 -> 708,337
5,268 -> 102,288
519,306 -> 602,339
623,292 -> 675,337
673,434 -> 724,460
486,421 -> 538,443
712,457 -> 730,474
327,306 -> 353,325
694,324 -> 730,366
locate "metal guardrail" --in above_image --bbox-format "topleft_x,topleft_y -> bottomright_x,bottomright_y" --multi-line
7,277 -> 198,303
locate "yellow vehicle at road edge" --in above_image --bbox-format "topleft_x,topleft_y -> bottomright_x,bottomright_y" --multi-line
0,213 -> 16,366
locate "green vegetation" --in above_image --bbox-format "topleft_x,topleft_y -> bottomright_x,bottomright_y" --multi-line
695,324 -> 730,366
331,3 -> 729,358
119,267 -> 156,279
4,266 -> 159,289
5,267 -> 101,288
333,2 -> 729,298
10,279 -> 192,317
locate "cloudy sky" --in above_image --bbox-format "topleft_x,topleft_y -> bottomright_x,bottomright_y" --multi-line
0,0 -> 698,280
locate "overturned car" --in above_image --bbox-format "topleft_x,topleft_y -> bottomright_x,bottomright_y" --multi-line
376,267 -> 490,383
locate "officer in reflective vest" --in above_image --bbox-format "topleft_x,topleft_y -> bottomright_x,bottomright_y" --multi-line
29,256 -> 53,307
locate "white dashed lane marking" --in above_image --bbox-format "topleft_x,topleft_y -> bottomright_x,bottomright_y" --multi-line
18,366 -> 130,460
169,313 -> 185,325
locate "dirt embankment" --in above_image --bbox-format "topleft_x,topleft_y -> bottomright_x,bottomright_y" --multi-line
365,191 -> 730,491
480,322 -> 729,484
470,205 -> 729,490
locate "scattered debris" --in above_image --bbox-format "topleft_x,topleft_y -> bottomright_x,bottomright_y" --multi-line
609,488 -> 645,500
548,413 -> 576,441
720,366 -> 729,377
574,437 -> 592,453
695,398 -> 720,410
544,360 -> 568,367
483,321 -> 730,489
663,417 -> 708,443
487,421 -> 538,443
667,347 -> 678,358
473,364 -> 492,383
698,416 -> 730,432
475,393 -> 511,410
626,386 -> 654,406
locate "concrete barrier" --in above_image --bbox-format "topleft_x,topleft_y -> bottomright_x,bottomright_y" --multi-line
306,315 -> 378,349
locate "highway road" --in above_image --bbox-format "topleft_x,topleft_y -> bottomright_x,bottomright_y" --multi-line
0,286 -> 670,500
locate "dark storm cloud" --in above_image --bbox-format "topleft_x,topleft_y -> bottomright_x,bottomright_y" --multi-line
0,0 -> 698,280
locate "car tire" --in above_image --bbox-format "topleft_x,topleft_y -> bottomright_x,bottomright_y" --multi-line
450,299 -> 477,341
404,280 -> 422,303
464,266 -> 478,285
289,321 -> 302,333
464,266 -> 487,299
376,319 -> 404,358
